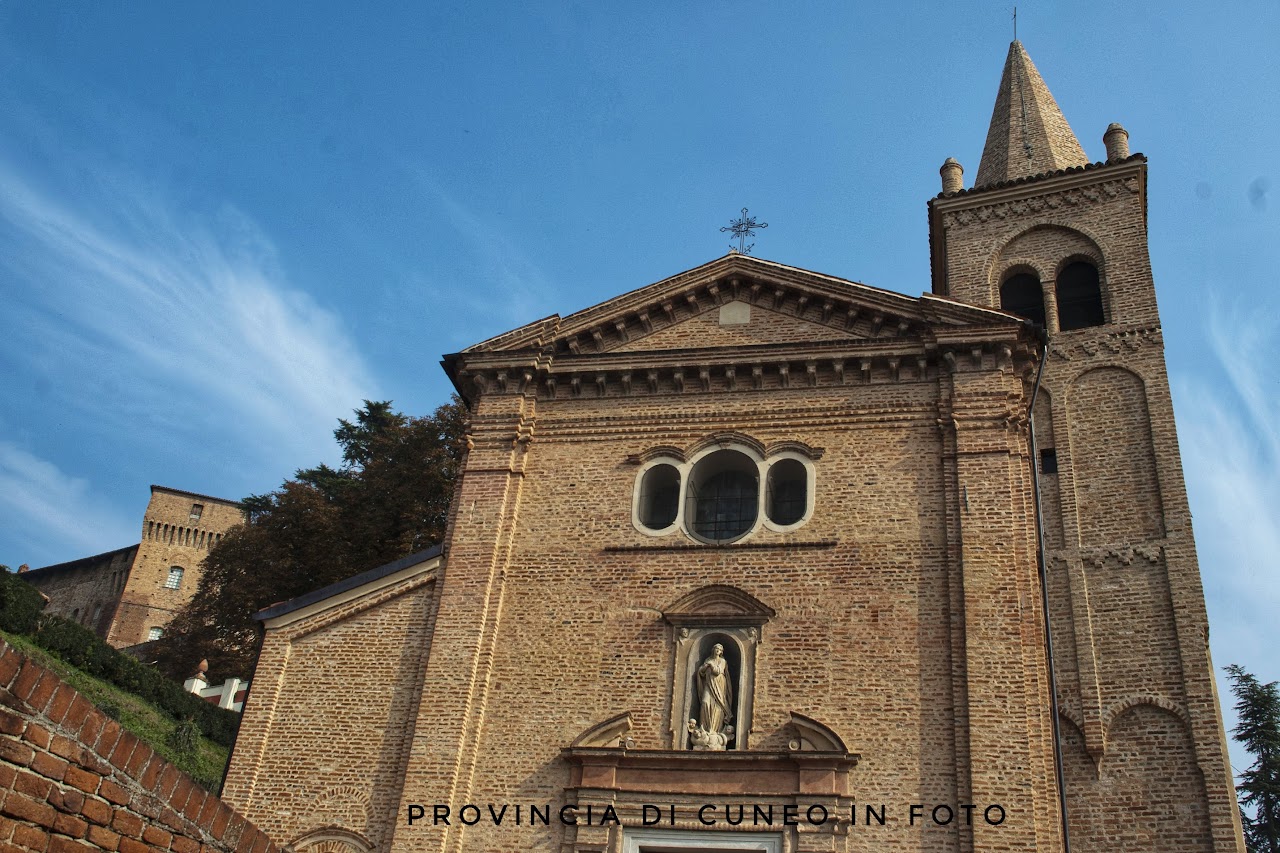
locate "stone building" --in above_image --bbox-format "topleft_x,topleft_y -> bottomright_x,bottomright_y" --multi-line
221,42 -> 1245,852
22,485 -> 243,649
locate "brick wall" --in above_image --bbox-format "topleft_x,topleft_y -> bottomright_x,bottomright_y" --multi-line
20,549 -> 137,640
930,154 -> 1242,850
0,638 -> 277,853
221,558 -> 438,852
108,489 -> 243,649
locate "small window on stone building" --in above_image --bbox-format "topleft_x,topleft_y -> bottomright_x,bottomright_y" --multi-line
1000,272 -> 1046,327
165,566 -> 185,590
189,503 -> 203,521
91,604 -> 102,625
687,450 -> 759,543
1041,449 -> 1058,474
147,627 -> 163,641
638,463 -> 681,531
71,608 -> 80,623
1056,261 -> 1105,330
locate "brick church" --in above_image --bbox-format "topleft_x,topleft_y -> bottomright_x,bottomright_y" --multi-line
221,42 -> 1246,852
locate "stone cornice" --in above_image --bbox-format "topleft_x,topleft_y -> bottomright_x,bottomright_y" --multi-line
930,157 -> 1146,221
604,540 -> 838,553
458,256 -> 1025,361
451,333 -> 1037,404
1046,324 -> 1162,361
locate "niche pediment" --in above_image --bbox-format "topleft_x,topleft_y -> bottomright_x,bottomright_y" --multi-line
662,584 -> 776,629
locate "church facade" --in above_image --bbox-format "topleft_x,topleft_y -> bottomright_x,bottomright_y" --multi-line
221,43 -> 1245,852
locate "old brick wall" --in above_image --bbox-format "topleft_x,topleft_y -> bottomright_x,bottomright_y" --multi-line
221,559 -> 439,852
108,489 -> 243,649
20,548 -> 137,640
0,638 -> 278,853
930,156 -> 1243,850
387,264 -> 1060,853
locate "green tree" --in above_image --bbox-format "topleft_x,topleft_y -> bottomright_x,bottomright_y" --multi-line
1227,664 -> 1280,852
154,398 -> 466,679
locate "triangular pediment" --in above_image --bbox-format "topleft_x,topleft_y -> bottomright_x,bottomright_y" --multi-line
460,254 -> 1019,359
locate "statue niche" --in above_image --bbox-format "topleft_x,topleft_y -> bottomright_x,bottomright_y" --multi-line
688,638 -> 738,750
662,584 -> 773,752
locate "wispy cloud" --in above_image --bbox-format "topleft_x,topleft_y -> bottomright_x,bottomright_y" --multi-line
0,160 -> 378,564
0,163 -> 377,460
0,442 -> 137,562
1176,301 -> 1280,777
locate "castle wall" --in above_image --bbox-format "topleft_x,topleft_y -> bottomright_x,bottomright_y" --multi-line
20,547 -> 136,639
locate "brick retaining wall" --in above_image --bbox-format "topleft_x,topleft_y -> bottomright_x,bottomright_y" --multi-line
0,638 -> 278,853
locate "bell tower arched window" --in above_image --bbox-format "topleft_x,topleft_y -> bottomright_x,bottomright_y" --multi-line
1056,261 -> 1105,330
1000,272 -> 1046,327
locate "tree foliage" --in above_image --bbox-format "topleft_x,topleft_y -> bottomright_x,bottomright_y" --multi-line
154,398 -> 466,679
1227,664 -> 1280,852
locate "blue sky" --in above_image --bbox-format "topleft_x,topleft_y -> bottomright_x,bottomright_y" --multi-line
0,2 -> 1276,778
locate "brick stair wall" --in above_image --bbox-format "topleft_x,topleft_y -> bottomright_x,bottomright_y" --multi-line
0,639 -> 279,853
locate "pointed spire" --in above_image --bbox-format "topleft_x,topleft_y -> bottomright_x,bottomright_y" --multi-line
975,41 -> 1088,188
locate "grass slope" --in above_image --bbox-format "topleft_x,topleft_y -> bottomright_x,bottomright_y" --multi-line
2,630 -> 229,792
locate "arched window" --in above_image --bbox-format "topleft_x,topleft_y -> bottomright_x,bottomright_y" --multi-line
687,450 -> 759,542
147,627 -> 163,641
766,458 -> 808,526
633,442 -> 816,542
1056,261 -> 1105,330
637,463 -> 681,531
165,566 -> 185,590
1000,272 -> 1046,327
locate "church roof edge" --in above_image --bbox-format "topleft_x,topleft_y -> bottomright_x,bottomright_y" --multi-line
253,544 -> 443,623
937,153 -> 1146,200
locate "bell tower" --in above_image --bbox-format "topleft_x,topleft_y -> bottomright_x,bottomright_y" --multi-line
928,41 -> 1245,852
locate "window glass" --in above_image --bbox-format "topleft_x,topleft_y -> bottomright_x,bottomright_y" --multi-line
638,464 -> 681,530
1000,272 -> 1046,326
766,458 -> 808,525
165,567 -> 184,590
1056,262 -> 1105,329
147,627 -> 163,641
688,450 -> 758,542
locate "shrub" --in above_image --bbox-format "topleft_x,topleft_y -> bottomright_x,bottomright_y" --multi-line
0,569 -> 46,635
0,570 -> 239,749
167,718 -> 200,757
28,613 -> 239,747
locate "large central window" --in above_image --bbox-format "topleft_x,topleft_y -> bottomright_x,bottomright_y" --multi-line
633,441 -> 814,542
688,450 -> 758,542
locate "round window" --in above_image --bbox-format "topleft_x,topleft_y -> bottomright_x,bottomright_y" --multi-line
687,450 -> 759,542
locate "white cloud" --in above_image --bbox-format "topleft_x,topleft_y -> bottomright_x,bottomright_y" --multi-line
0,442 -> 136,562
1175,301 -> 1280,779
0,163 -> 377,465
411,174 -> 559,333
